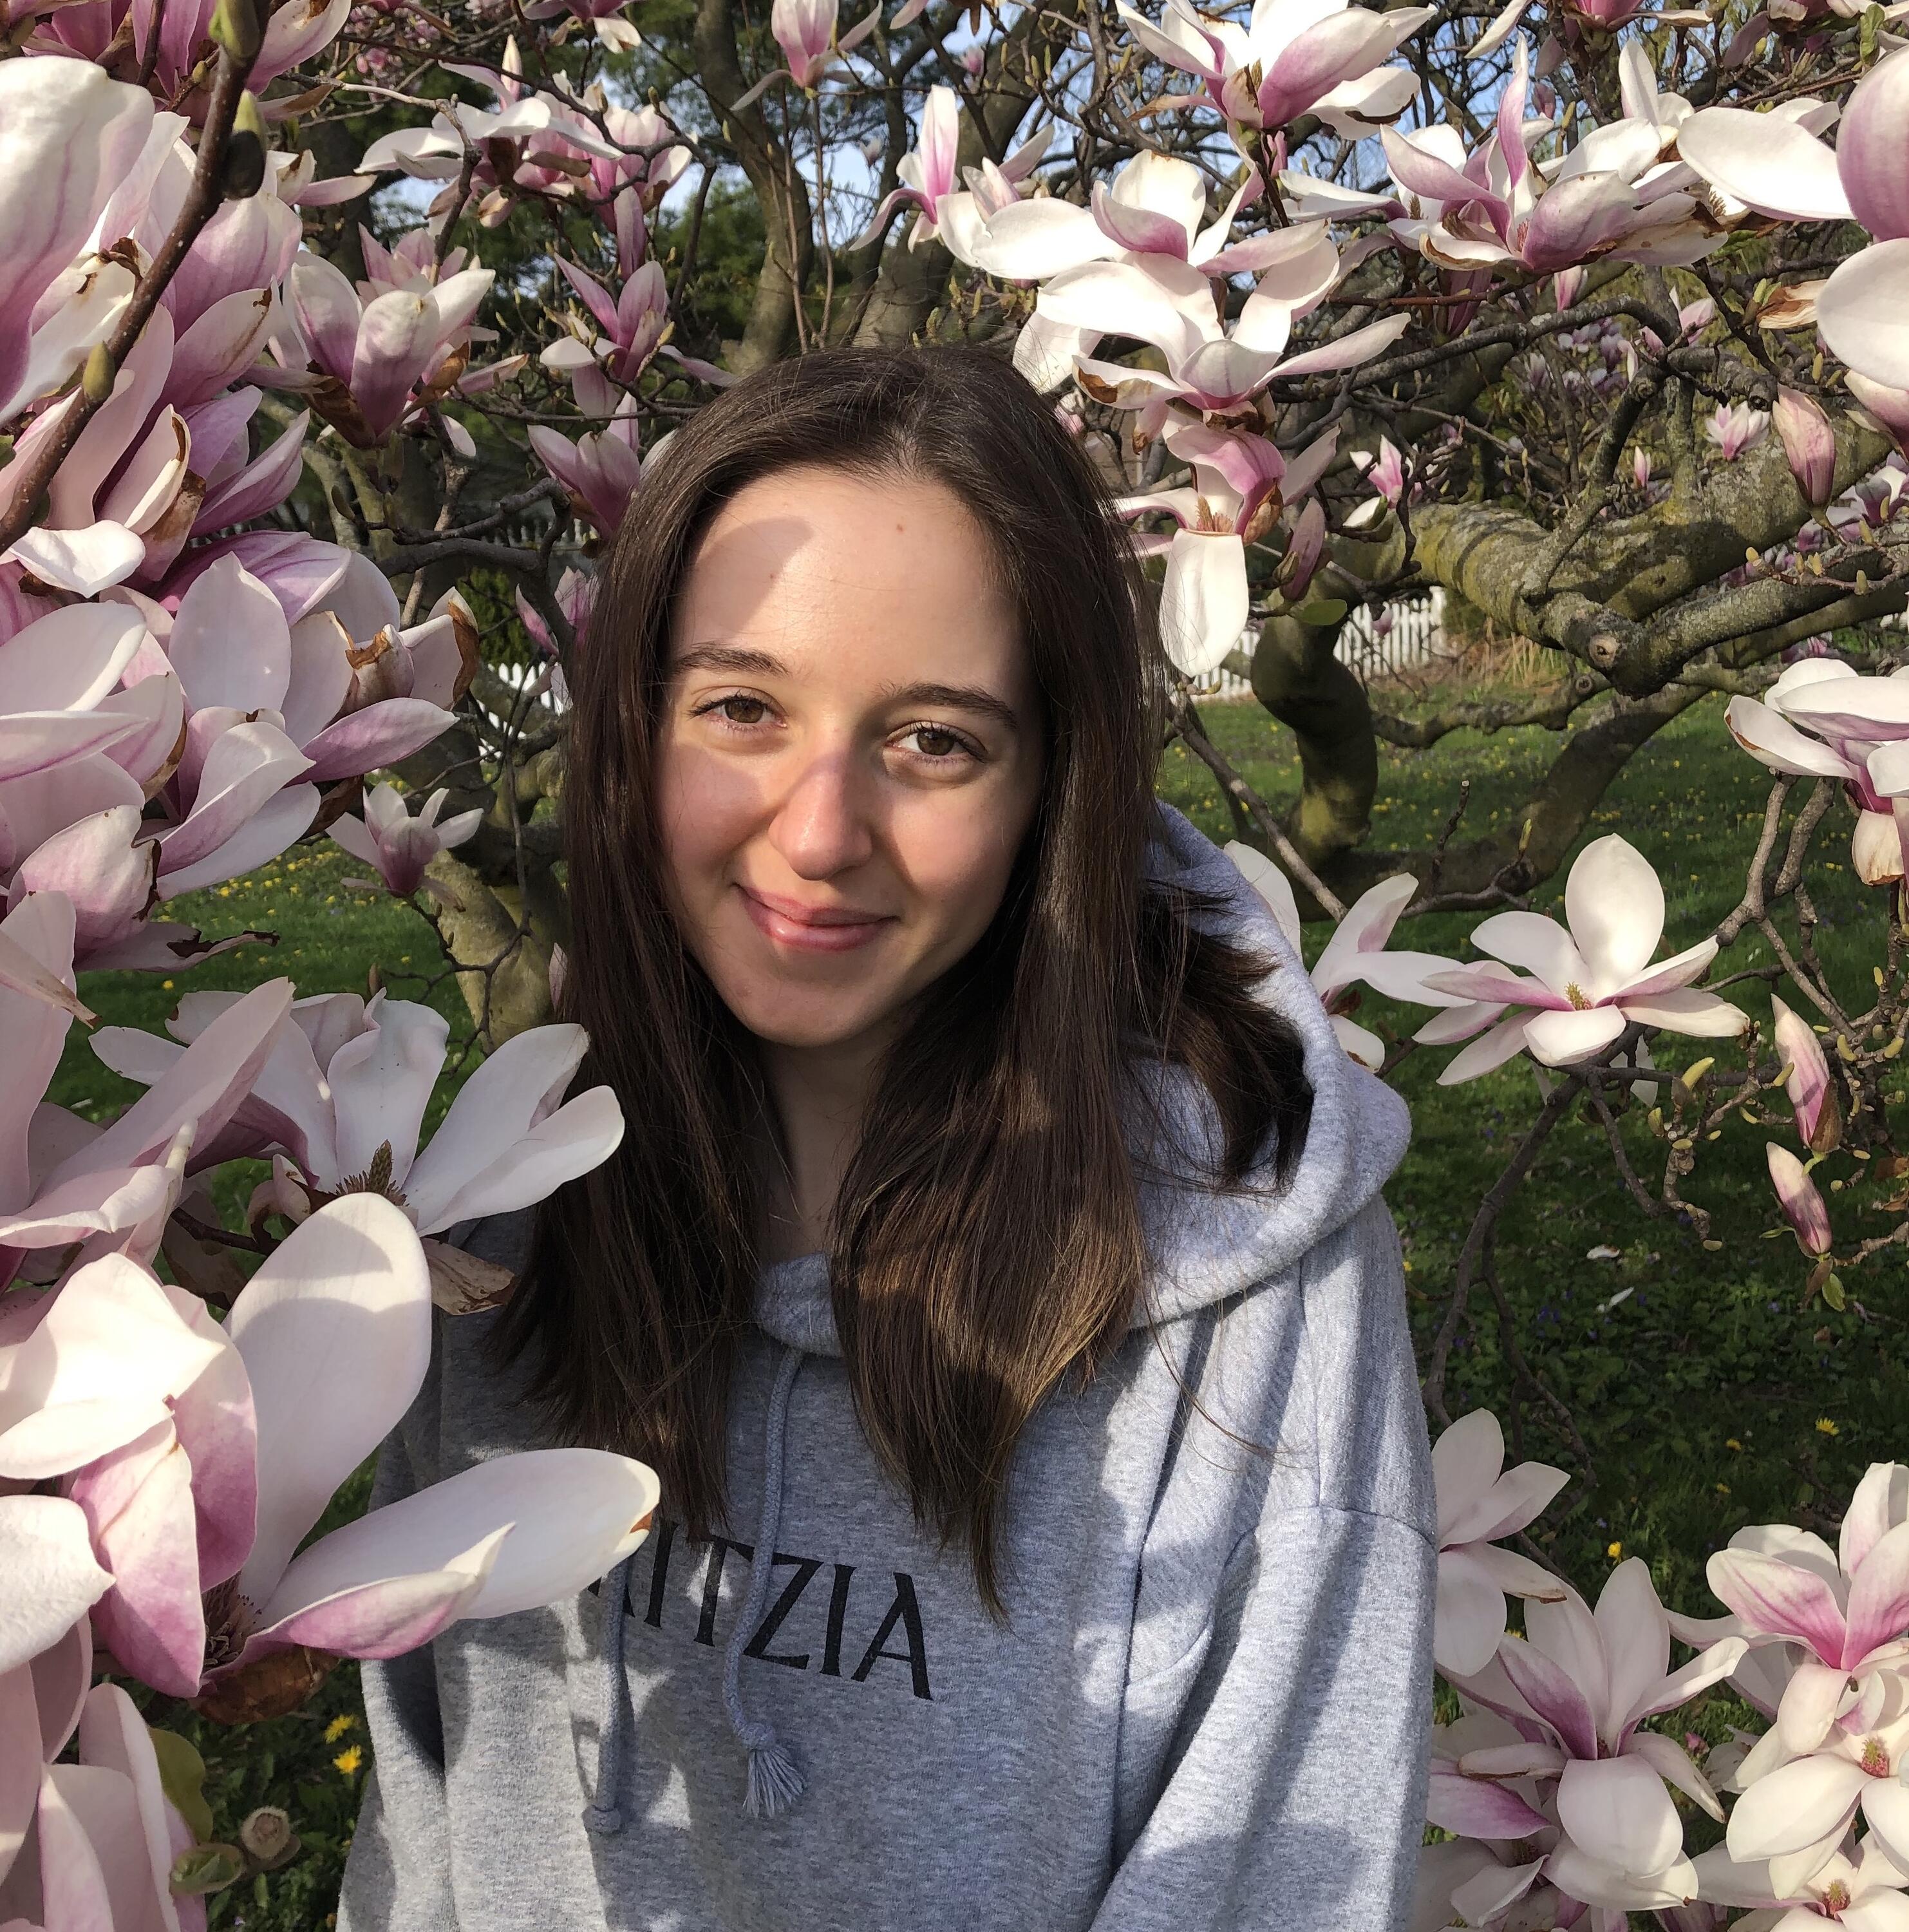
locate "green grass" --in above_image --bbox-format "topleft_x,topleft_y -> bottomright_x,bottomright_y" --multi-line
74,688 -> 1906,1920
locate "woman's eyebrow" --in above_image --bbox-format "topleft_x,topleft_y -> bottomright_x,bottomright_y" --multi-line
672,647 -> 1022,734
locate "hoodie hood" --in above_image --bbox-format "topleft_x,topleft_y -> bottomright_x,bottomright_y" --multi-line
753,799 -> 1411,1357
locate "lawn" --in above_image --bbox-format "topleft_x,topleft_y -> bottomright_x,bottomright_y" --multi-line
82,684 -> 1899,1921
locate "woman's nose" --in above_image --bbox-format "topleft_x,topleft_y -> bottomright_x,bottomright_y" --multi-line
766,746 -> 877,880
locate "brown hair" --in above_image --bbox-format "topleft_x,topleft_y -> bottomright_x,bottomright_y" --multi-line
498,346 -> 1311,1611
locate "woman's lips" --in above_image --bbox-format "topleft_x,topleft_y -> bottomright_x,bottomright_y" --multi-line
738,886 -> 893,953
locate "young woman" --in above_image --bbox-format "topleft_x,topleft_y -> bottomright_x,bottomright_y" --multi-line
339,348 -> 1435,1931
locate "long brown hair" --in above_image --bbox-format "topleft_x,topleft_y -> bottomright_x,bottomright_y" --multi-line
498,346 -> 1312,1610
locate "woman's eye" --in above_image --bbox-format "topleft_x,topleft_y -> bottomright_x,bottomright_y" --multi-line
899,724 -> 976,762
701,694 -> 770,727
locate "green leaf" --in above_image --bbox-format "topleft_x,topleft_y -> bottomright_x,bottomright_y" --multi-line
1288,598 -> 1348,628
149,1728 -> 216,1843
1823,1273 -> 1847,1312
1862,2 -> 1883,57
170,1845 -> 245,1897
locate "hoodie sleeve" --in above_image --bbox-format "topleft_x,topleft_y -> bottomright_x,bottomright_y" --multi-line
1093,1198 -> 1437,1932
337,1333 -> 460,1932
1089,1505 -> 1435,1931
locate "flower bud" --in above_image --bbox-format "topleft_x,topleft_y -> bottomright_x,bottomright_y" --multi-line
1277,497 -> 1326,601
1771,995 -> 1839,1153
1767,1142 -> 1832,1256
1774,387 -> 1836,507
239,1806 -> 301,1871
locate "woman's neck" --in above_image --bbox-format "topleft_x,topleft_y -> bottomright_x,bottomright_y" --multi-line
755,1027 -> 891,1265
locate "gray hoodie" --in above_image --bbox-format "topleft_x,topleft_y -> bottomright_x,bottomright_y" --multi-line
337,801 -> 1436,1932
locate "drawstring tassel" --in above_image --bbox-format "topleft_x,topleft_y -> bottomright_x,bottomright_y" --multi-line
744,1736 -> 806,1819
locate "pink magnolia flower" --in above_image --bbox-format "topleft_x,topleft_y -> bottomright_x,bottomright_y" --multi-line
263,251 -> 494,445
1415,835 -> 1749,1083
860,85 -> 962,249
0,916 -> 290,1290
1225,844 -> 1470,1068
95,990 -> 624,1238
1380,41 -> 1713,279
1705,401 -> 1771,462
1437,1562 -> 1744,1913
1693,1833 -> 1909,1928
1114,0 -> 1433,137
1031,251 -> 1405,433
1116,419 -> 1339,673
197,1197 -> 657,1693
521,0 -> 643,49
1352,436 -> 1407,506
1428,1409 -> 1570,1677
1727,660 -> 1909,887
330,782 -> 483,900
1679,50 -> 1909,389
531,370 -> 645,535
1633,446 -> 1654,490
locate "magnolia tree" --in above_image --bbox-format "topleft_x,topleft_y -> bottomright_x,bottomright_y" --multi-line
7,0 -> 1909,1917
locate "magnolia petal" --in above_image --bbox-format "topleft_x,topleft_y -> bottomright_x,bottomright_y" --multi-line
1425,1760 -> 1552,1840
268,1447 -> 657,1626
409,1086 -> 625,1236
73,1683 -> 183,1932
1819,241 -> 1909,395
1557,1754 -> 1683,1882
1496,1631 -> 1600,1759
1435,1012 -> 1532,1084
1435,1545 -> 1510,1676
1564,834 -> 1664,994
1727,1752 -> 1867,1861
236,1538 -> 500,1667
0,1495 -> 110,1676
1158,528 -> 1248,677
1469,910 -> 1592,1001
1521,1004 -> 1628,1066
1675,105 -> 1851,222
1707,1545 -> 1847,1658
1843,1520 -> 1909,1667
227,1196 -> 433,1612
1724,694 -> 1854,780
1433,1408 -> 1505,1540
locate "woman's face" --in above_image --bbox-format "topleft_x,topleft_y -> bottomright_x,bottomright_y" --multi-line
655,464 -> 1046,1054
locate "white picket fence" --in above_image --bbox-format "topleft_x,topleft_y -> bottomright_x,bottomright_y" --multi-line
1188,587 -> 1447,699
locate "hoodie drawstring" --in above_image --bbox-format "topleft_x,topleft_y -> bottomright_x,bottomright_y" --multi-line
584,1343 -> 809,1837
724,1344 -> 807,1819
583,1554 -> 636,1835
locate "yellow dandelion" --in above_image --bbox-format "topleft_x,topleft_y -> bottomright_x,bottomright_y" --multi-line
1607,1541 -> 1623,1560
1818,1418 -> 1840,1437
1726,1439 -> 1742,1452
324,1714 -> 358,1743
334,1745 -> 364,1776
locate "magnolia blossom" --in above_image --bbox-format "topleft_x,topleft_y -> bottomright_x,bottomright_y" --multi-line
1429,1410 -> 1569,1677
1706,401 -> 1771,462
1415,835 -> 1749,1084
1726,660 -> 1909,886
1437,1561 -> 1744,1911
1024,248 -> 1406,436
331,782 -> 484,899
1117,418 -> 1339,674
1223,842 -> 1468,1067
262,251 -> 494,445
1679,50 -> 1909,387
1113,0 -> 1434,137
196,1197 -> 658,1694
1380,41 -> 1716,279
522,0 -> 643,48
860,86 -> 961,249
95,990 -> 624,1238
1693,1833 -> 1909,1927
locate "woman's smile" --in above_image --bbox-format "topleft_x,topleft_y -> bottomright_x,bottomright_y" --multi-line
737,882 -> 896,952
